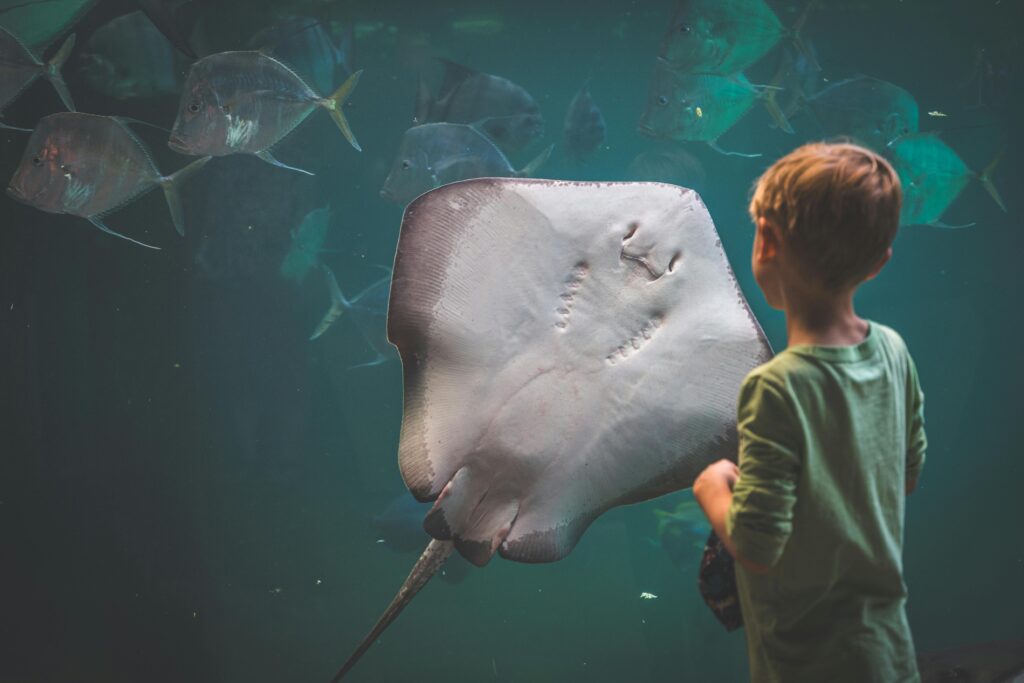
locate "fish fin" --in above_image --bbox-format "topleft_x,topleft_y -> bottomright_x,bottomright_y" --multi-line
788,2 -> 820,72
114,116 -> 171,134
927,219 -> 976,230
708,141 -> 762,158
336,21 -> 355,77
0,120 -> 32,132
348,354 -> 389,371
44,32 -> 75,111
309,265 -> 349,341
759,88 -> 794,134
137,0 -> 197,59
159,156 -> 211,237
256,150 -> 315,176
87,216 -> 161,250
436,58 -> 477,99
978,151 -> 1007,213
414,72 -> 431,124
330,539 -> 453,681
321,69 -> 363,152
517,144 -> 553,177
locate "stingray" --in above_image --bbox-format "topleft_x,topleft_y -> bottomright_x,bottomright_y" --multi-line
331,178 -> 772,680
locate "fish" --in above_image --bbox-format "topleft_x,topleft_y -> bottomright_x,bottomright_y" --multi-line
885,133 -> 1005,228
562,82 -> 606,162
927,110 -> 948,117
6,112 -> 209,248
135,0 -> 196,59
379,122 -> 551,205
168,51 -> 362,175
793,75 -> 919,151
658,0 -> 816,75
654,499 -> 711,570
625,146 -> 707,191
0,26 -> 74,115
638,59 -> 791,157
773,41 -> 822,121
330,178 -> 773,679
415,59 -> 544,154
310,266 -> 397,370
917,640 -> 1024,683
280,205 -> 330,285
248,16 -> 353,96
77,11 -> 188,100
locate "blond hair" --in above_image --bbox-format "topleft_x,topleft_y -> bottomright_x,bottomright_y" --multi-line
749,142 -> 902,290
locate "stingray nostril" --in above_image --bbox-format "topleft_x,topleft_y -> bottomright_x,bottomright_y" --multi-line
668,251 -> 683,273
623,221 -> 639,241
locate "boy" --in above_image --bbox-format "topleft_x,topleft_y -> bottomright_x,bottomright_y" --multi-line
694,142 -> 927,682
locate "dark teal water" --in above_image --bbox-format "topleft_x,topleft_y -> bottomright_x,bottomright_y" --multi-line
1,1 -> 1021,681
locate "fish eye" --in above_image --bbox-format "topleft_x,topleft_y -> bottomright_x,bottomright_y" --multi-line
401,160 -> 411,170
188,102 -> 200,113
657,95 -> 669,106
31,155 -> 42,167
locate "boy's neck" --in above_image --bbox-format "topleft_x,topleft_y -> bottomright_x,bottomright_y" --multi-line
782,286 -> 868,348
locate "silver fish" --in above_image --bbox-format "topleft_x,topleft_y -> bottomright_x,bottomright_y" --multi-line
168,50 -> 361,175
562,82 -> 606,162
7,112 -> 209,248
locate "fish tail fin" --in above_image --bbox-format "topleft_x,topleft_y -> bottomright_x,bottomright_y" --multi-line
44,32 -> 76,111
322,69 -> 363,152
159,156 -> 212,237
309,265 -> 349,341
978,151 -> 1007,213
789,2 -> 820,71
759,87 -> 794,134
518,144 -> 553,177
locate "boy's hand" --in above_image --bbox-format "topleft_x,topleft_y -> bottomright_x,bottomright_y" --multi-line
694,459 -> 739,498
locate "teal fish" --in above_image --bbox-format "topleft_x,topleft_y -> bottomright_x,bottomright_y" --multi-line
654,499 -> 711,570
797,76 -> 919,152
638,60 -> 791,156
0,0 -> 93,51
280,206 -> 330,284
659,0 -> 816,75
0,26 -> 74,116
885,133 -> 1005,228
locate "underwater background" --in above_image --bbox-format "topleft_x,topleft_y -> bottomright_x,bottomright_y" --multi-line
1,0 -> 1021,681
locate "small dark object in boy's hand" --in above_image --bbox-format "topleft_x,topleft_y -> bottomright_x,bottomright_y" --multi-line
699,531 -> 744,632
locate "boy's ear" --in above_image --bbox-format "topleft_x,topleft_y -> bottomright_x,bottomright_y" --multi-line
863,247 -> 892,282
754,217 -> 779,262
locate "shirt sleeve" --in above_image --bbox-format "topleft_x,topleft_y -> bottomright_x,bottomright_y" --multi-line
905,355 -> 927,479
726,373 -> 801,568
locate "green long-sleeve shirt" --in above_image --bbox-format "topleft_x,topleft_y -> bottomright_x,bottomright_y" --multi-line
726,321 -> 926,683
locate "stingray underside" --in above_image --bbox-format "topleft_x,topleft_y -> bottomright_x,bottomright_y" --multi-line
387,178 -> 771,566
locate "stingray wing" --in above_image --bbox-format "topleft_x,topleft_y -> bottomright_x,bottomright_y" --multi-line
388,179 -> 771,566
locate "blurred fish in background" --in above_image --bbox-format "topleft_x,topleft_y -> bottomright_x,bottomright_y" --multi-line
280,205 -> 331,285
310,266 -> 396,370
0,0 -> 91,51
789,75 -> 919,152
885,133 -> 1005,228
379,122 -> 550,205
625,145 -> 707,192
78,10 -> 189,100
248,15 -> 353,96
6,112 -> 208,247
135,0 -> 197,59
773,41 -> 822,121
917,640 -> 1024,683
168,51 -> 362,174
414,59 -> 544,155
652,498 -> 711,572
562,81 -> 606,163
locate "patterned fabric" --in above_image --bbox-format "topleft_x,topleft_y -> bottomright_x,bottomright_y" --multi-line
698,531 -> 743,631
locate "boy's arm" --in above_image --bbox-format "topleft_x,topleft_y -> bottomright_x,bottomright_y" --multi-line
905,355 -> 927,495
696,374 -> 800,573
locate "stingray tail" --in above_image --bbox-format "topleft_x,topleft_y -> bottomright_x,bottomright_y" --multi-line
43,32 -> 76,111
330,539 -> 454,682
159,156 -> 211,237
321,70 -> 363,152
977,151 -> 1007,213
517,144 -> 554,177
309,265 -> 350,341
